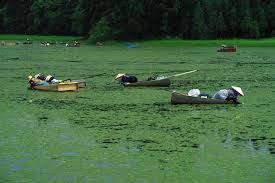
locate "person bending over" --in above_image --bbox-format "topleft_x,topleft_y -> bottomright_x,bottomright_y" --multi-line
115,74 -> 138,83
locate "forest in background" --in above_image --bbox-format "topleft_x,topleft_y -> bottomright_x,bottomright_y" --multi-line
0,0 -> 275,42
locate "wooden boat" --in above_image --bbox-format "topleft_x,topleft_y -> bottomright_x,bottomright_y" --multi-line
171,92 -> 239,104
59,79 -> 86,88
123,78 -> 171,87
6,42 -> 19,46
31,82 -> 79,92
217,46 -> 236,52
71,79 -> 86,88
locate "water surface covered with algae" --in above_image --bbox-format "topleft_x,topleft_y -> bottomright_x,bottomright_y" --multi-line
0,44 -> 274,182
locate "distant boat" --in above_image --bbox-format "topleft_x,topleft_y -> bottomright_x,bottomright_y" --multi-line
29,82 -> 79,92
217,45 -> 236,52
123,78 -> 171,87
171,91 -> 240,104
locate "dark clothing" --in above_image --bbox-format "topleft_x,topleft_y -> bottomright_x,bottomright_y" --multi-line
36,74 -> 46,80
213,89 -> 238,103
147,75 -> 157,81
121,75 -> 138,83
47,76 -> 55,82
29,80 -> 37,88
226,89 -> 238,102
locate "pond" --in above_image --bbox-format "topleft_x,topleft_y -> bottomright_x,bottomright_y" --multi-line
0,43 -> 274,182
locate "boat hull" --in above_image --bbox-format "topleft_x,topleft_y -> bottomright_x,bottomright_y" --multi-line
31,82 -> 79,92
123,78 -> 171,87
217,47 -> 236,52
72,80 -> 86,88
171,92 -> 238,104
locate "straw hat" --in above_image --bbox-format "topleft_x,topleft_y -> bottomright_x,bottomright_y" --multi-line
28,75 -> 33,80
46,75 -> 53,82
115,73 -> 125,80
231,86 -> 244,96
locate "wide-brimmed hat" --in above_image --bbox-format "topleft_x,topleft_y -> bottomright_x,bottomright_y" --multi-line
34,73 -> 41,79
28,75 -> 33,80
231,86 -> 244,96
115,73 -> 125,80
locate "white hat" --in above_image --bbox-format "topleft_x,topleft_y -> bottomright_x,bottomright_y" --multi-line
231,86 -> 244,96
34,73 -> 41,79
115,73 -> 125,80
46,75 -> 53,82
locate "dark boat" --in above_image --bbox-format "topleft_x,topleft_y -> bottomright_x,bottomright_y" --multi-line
217,46 -> 237,52
171,92 -> 239,104
123,78 -> 171,87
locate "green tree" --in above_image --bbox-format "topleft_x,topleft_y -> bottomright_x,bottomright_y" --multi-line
192,1 -> 206,39
240,8 -> 253,37
215,12 -> 226,38
71,0 -> 95,35
2,0 -> 30,33
266,0 -> 275,36
249,20 -> 260,38
28,0 -> 75,35
88,17 -> 112,43
251,0 -> 267,37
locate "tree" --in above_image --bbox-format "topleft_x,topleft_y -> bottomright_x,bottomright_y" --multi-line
215,12 -> 226,38
88,17 -> 112,43
251,0 -> 267,37
191,1 -> 206,39
240,8 -> 253,37
266,0 -> 275,36
28,0 -> 75,35
249,21 -> 260,38
2,0 -> 29,33
71,0 -> 95,35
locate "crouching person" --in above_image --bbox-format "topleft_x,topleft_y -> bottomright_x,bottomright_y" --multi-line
28,75 -> 48,89
45,75 -> 60,83
212,86 -> 244,103
115,74 -> 138,84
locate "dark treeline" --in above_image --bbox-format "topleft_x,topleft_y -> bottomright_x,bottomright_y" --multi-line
0,0 -> 275,41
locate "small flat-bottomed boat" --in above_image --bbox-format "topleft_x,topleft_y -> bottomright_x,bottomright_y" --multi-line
171,92 -> 239,104
30,82 -> 79,92
123,78 -> 171,87
60,79 -> 86,88
217,46 -> 236,52
71,80 -> 86,88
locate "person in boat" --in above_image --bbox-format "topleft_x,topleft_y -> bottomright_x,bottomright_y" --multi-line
147,73 -> 166,81
74,41 -> 80,47
28,75 -> 48,88
115,74 -> 138,83
212,86 -> 244,103
34,73 -> 60,83
147,74 -> 158,81
45,75 -> 60,83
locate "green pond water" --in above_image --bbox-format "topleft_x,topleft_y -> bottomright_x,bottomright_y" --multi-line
0,43 -> 274,183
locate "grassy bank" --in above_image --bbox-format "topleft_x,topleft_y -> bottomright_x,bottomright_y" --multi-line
0,34 -> 83,42
1,34 -> 275,47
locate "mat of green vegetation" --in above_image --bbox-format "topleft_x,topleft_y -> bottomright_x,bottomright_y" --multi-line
0,42 -> 274,183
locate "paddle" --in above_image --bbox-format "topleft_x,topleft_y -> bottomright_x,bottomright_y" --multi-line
165,70 -> 197,79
